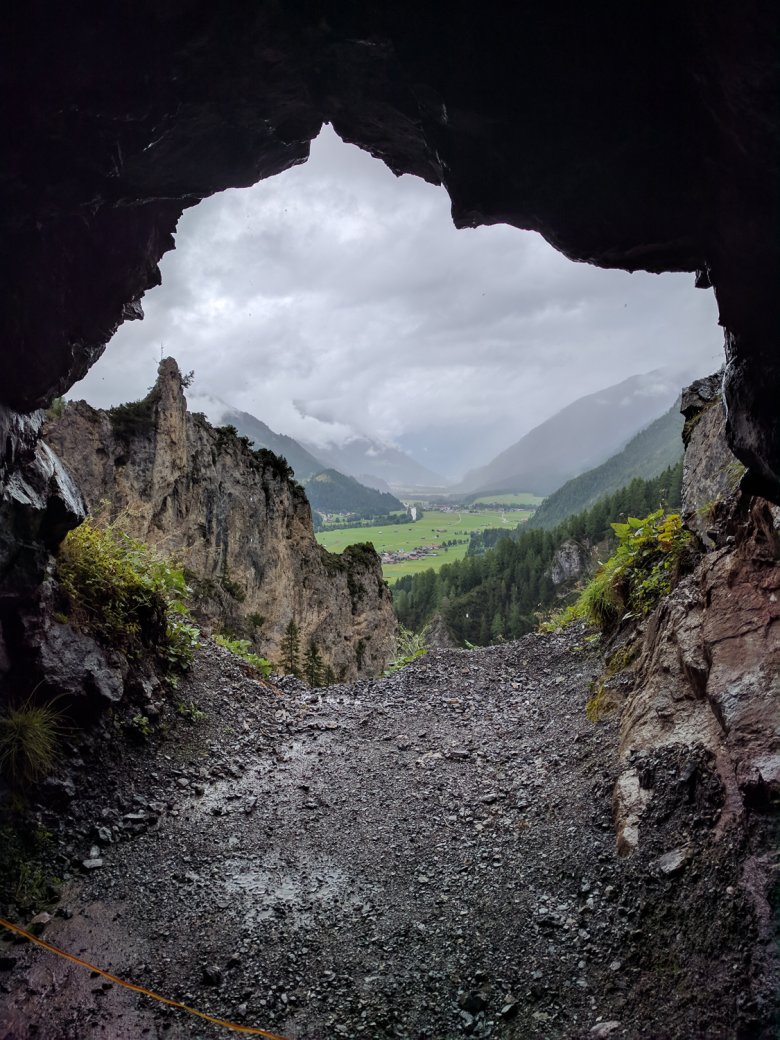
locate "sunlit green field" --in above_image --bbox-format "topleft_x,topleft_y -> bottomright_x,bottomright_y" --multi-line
316,508 -> 533,580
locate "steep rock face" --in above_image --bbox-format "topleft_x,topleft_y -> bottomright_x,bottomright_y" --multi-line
0,407 -> 86,688
45,360 -> 395,680
607,378 -> 779,1021
616,377 -> 779,838
680,370 -> 742,546
1,3 -> 778,497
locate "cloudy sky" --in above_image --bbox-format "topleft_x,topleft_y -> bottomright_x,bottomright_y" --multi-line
72,124 -> 724,478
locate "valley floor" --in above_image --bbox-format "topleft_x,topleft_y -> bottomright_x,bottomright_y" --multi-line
0,633 -> 771,1039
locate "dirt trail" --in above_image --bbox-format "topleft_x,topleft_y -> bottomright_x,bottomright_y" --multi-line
0,631 -> 765,1040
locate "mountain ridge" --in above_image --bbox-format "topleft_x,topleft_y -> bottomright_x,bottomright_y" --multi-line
195,397 -> 444,494
457,371 -> 685,496
527,401 -> 684,529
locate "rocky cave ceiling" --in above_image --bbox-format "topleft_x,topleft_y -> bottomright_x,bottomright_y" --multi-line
3,2 -> 779,496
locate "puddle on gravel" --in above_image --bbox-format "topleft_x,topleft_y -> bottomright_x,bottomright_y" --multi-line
220,852 -> 372,927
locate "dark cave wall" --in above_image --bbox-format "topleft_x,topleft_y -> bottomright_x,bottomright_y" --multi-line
1,0 -> 779,487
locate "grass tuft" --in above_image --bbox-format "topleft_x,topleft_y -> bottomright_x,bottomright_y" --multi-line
0,698 -> 64,784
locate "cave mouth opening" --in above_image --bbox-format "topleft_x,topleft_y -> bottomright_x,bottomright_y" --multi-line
70,125 -> 723,492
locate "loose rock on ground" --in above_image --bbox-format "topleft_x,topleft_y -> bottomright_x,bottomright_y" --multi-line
0,629 -> 769,1039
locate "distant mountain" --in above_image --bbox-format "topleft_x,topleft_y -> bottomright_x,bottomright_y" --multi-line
457,371 -> 683,496
204,398 -> 444,492
301,435 -> 446,490
218,406 -> 325,481
356,473 -> 393,493
304,469 -> 405,516
526,402 -> 684,529
202,401 -> 416,516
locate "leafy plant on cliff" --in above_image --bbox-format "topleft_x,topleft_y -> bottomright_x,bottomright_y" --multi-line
0,824 -> 62,917
546,510 -> 697,633
176,699 -> 205,724
214,635 -> 272,677
384,625 -> 427,675
46,397 -> 66,420
56,519 -> 199,673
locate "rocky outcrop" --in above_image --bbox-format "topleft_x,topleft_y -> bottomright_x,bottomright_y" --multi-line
45,359 -> 395,680
614,377 -> 779,838
421,613 -> 460,651
0,406 -> 86,690
680,370 -> 743,547
602,375 -> 780,1023
598,376 -> 780,1027
618,493 -> 780,826
548,538 -> 591,586
1,4 -> 779,498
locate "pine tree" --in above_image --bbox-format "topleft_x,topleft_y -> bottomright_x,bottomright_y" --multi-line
304,642 -> 323,687
281,619 -> 301,676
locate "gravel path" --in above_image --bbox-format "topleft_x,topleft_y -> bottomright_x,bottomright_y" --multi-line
0,629 -> 767,1039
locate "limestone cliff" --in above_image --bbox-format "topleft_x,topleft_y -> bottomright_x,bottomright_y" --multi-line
45,360 -> 395,680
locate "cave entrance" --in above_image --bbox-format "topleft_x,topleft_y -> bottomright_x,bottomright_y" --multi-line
71,125 -> 722,492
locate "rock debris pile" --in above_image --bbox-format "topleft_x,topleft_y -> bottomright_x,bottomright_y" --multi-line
0,630 -> 771,1039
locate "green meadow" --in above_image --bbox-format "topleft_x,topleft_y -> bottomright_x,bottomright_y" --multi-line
316,508 -> 534,581
470,492 -> 545,507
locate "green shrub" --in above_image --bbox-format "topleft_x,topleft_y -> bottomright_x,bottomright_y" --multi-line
214,635 -> 272,677
176,700 -> 205,724
606,511 -> 696,619
0,825 -> 61,915
545,511 -> 696,634
385,626 -> 427,675
578,568 -> 622,630
57,519 -> 199,673
46,397 -> 66,420
539,601 -> 585,632
0,698 -> 64,783
106,396 -> 157,439
128,714 -> 152,742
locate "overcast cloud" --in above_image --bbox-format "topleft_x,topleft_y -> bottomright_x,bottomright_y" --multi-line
72,125 -> 724,478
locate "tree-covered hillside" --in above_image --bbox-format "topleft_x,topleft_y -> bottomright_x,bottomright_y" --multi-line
305,469 -> 404,517
526,402 -> 683,530
393,462 -> 682,645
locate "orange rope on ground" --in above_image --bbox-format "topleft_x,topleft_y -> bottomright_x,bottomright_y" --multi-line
0,916 -> 290,1039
